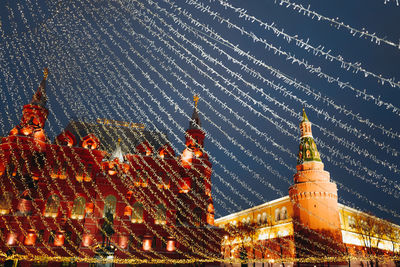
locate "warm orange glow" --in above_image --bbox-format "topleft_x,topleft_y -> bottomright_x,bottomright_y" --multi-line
7,233 -> 17,245
21,127 -> 33,136
24,231 -> 37,246
207,213 -> 215,225
86,203 -> 94,215
143,238 -> 152,251
82,234 -> 92,247
181,148 -> 193,168
179,177 -> 191,193
124,206 -> 132,217
119,235 -> 128,249
194,149 -> 203,158
54,233 -> 65,246
167,239 -> 176,252
9,127 -> 18,135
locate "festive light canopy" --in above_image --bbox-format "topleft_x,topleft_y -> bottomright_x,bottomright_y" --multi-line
0,0 -> 399,263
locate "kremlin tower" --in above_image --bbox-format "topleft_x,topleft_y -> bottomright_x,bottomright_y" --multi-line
289,109 -> 344,259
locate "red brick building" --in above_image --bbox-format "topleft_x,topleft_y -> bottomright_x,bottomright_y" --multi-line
0,69 -> 223,266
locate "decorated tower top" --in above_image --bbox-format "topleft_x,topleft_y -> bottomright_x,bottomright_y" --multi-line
189,95 -> 201,130
30,68 -> 49,107
297,109 -> 321,165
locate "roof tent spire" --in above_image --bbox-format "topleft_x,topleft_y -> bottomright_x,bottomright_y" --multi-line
30,67 -> 49,107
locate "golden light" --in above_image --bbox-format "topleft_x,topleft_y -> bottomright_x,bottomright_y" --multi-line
82,234 -> 92,247
167,237 -> 176,252
181,148 -> 193,168
119,235 -> 128,249
143,234 -> 152,251
7,233 -> 17,246
54,233 -> 65,246
24,230 -> 37,246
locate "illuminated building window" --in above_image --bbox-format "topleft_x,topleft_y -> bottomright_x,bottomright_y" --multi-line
262,212 -> 268,225
348,216 -> 356,229
257,214 -> 262,226
103,195 -> 117,218
71,196 -> 86,219
44,195 -> 60,218
155,204 -> 166,225
0,192 -> 12,215
275,208 -> 281,222
280,207 -> 288,220
132,202 -> 143,223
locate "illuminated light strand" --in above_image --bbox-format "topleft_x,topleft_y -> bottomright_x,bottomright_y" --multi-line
151,0 -> 400,167
130,0 -> 400,200
110,3 -> 400,255
0,30 -> 88,258
2,25 -> 167,261
3,0 -> 400,232
274,0 -> 400,48
1,0 -> 398,262
4,26 -> 139,259
129,33 -> 400,215
195,0 -> 400,89
99,4 -> 357,254
84,2 -> 340,254
58,1 -> 231,252
146,0 -> 400,193
131,26 -> 400,200
172,0 -> 400,138
122,0 -> 400,222
0,3 -> 216,260
384,0 -> 400,5
40,1 -> 225,258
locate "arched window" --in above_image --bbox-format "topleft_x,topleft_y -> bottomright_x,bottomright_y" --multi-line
155,204 -> 166,224
262,212 -> 268,225
0,192 -> 12,215
280,207 -> 288,220
257,214 -> 262,226
132,202 -> 144,223
103,195 -> 117,218
71,196 -> 86,219
274,208 -> 280,222
45,195 -> 60,217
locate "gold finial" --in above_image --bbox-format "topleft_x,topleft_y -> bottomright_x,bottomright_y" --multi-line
43,67 -> 49,80
302,108 -> 309,122
193,95 -> 199,108
117,138 -> 121,144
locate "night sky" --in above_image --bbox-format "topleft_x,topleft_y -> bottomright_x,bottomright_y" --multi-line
1,0 -> 400,224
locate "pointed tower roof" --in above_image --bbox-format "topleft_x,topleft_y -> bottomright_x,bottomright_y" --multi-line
189,95 -> 201,130
110,138 -> 125,163
301,108 -> 309,122
297,109 -> 321,165
30,68 -> 48,107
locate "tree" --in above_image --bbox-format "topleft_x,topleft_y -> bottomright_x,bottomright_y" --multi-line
353,213 -> 381,267
225,221 -> 257,267
380,220 -> 400,266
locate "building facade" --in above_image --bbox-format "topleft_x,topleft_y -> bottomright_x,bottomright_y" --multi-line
0,69 -> 223,266
215,111 -> 400,266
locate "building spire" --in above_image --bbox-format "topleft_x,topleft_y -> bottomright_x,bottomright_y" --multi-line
189,95 -> 201,130
301,108 -> 309,122
297,109 -> 321,165
30,68 -> 49,107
